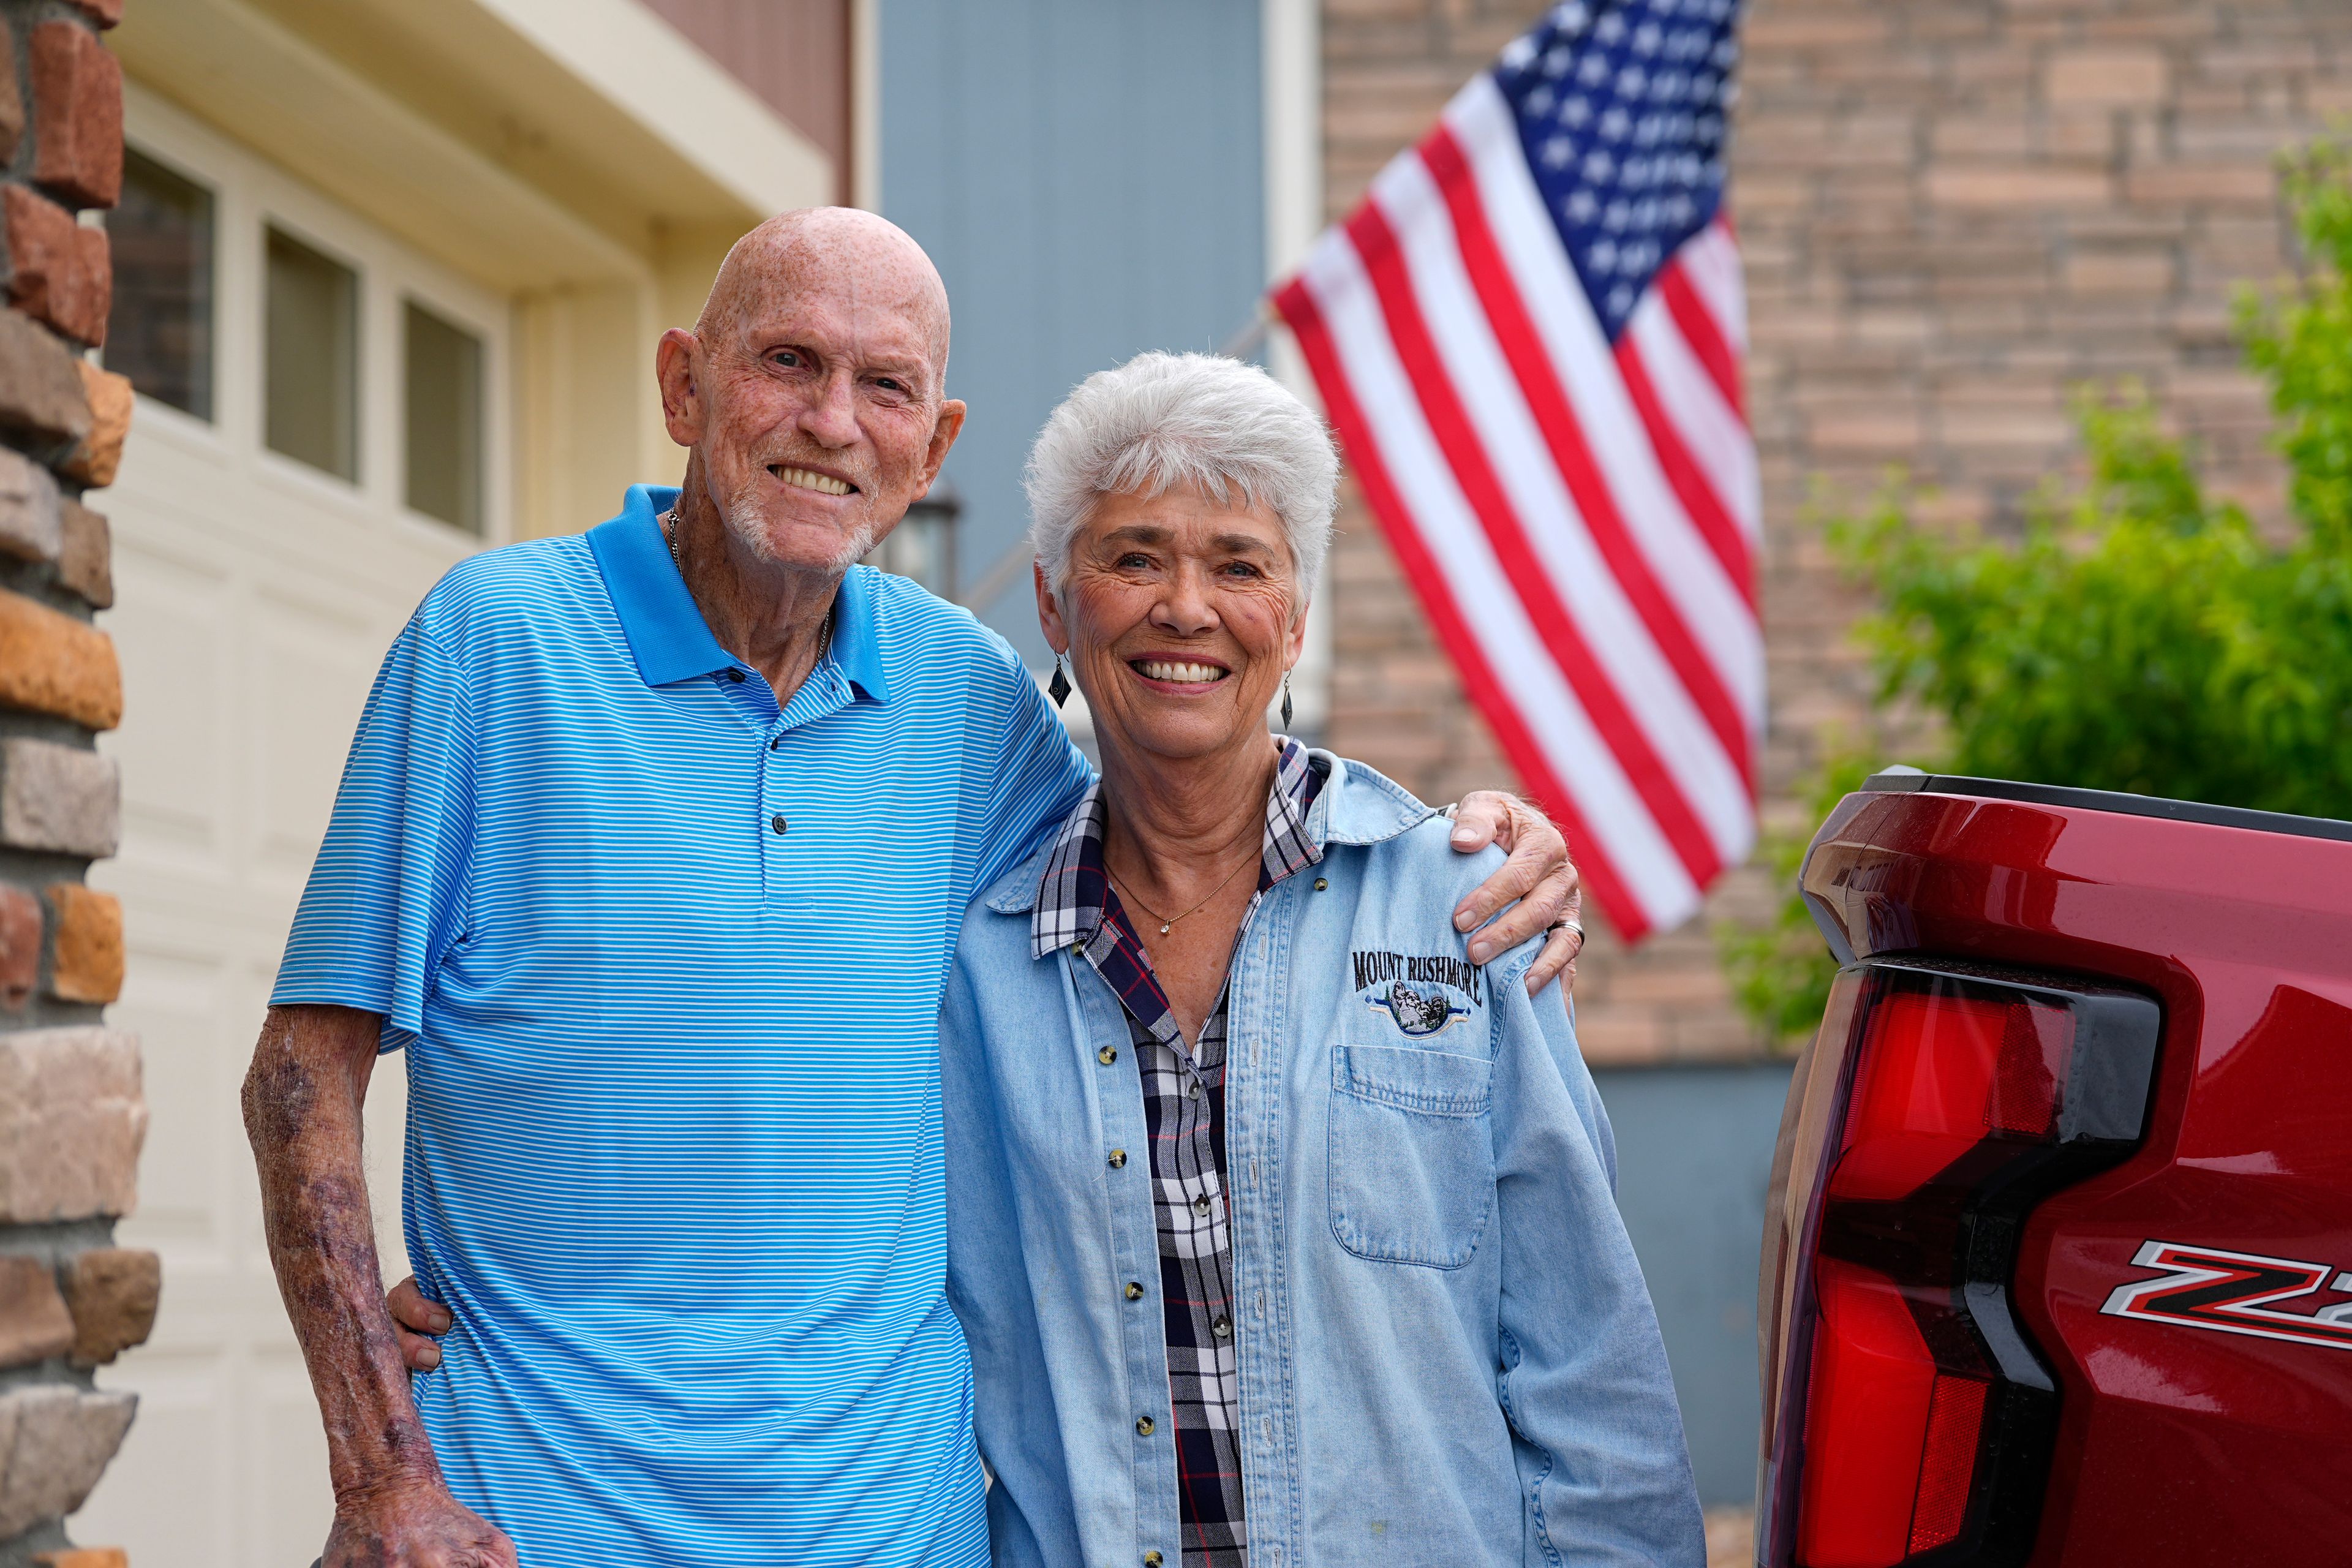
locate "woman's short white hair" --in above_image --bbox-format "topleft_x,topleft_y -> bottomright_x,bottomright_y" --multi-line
1024,351 -> 1338,609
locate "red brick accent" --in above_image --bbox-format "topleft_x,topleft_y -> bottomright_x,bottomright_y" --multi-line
0,307 -> 91,445
43,883 -> 119,1004
0,884 -> 36,1009
28,21 -> 122,211
0,589 -> 122,730
0,1027 -> 145,1224
63,361 -> 129,488
58,1246 -> 158,1366
0,1253 -> 72,1368
0,0 -> 137,1542
0,739 -> 119,858
0,1385 -> 137,1536
56,499 -> 109,608
2,186 -> 110,347
0,447 -> 60,563
0,29 -> 23,167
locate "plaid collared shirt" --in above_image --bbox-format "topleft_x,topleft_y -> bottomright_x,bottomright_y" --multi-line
1030,739 -> 1324,1568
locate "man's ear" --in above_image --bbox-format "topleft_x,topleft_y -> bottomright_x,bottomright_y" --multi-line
918,399 -> 968,492
656,329 -> 704,448
1034,559 -> 1070,656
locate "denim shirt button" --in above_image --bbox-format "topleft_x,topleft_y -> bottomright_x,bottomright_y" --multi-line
1135,1414 -> 1155,1436
1108,1148 -> 1128,1169
1124,1281 -> 1144,1301
1145,1554 -> 1164,1566
1098,1045 -> 1118,1065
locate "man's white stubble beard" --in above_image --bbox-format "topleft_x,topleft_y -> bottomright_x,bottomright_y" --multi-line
714,472 -> 886,575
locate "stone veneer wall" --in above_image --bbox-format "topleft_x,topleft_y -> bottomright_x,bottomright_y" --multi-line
0,1 -> 148,1565
1319,0 -> 2350,1066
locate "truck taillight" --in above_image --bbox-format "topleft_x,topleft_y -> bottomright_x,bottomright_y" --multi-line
1757,962 -> 2160,1568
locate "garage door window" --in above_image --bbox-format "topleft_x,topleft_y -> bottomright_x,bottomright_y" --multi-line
105,149 -> 214,421
265,227 -> 360,482
105,105 -> 510,546
404,301 -> 484,535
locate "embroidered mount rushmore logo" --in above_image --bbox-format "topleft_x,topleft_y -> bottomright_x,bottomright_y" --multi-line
1352,949 -> 1482,1038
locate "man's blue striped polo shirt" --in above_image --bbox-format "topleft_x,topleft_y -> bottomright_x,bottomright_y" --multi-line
273,485 -> 1093,1567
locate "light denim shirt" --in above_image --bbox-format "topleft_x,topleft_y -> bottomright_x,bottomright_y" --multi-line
941,751 -> 1703,1568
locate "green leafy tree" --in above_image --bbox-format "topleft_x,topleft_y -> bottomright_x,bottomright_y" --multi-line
1724,139 -> 2352,1045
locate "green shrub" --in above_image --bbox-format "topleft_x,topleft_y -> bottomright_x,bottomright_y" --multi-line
1722,138 -> 2352,1046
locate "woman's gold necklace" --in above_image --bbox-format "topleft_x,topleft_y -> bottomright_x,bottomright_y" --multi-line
1106,851 -> 1257,936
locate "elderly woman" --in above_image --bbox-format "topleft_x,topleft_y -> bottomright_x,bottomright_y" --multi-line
943,352 -> 1701,1567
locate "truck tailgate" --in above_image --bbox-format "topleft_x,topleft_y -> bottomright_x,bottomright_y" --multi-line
1758,778 -> 2352,1567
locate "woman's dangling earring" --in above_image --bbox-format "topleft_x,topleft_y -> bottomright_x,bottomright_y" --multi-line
1049,655 -> 1072,709
1280,672 -> 1294,729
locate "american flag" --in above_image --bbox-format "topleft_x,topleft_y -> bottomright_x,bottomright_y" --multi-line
1272,0 -> 1759,943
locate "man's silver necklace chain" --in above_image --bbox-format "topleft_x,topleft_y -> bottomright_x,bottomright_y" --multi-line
660,507 -> 834,666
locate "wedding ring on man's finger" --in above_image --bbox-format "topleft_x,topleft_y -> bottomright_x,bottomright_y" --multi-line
1552,918 -> 1585,946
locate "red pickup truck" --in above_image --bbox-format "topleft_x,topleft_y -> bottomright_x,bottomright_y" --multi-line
1751,772 -> 2352,1568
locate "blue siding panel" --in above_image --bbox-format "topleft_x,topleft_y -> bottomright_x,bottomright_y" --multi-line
880,0 -> 1266,660
1593,1061 -> 1795,1507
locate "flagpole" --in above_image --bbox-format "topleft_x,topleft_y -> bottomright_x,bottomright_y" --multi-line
1217,302 -> 1275,360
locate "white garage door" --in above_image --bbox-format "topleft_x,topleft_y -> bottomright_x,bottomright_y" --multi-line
77,92 -> 510,1567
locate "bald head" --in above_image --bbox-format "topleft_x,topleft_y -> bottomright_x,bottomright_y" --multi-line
656,206 -> 968,586
696,207 -> 952,383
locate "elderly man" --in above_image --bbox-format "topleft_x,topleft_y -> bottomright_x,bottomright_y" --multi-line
245,209 -> 1581,1568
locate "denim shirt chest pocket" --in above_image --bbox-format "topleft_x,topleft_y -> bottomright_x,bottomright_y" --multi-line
1327,1031 -> 1496,1270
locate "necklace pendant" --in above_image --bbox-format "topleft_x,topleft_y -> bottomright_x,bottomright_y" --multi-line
1159,922 -> 1172,935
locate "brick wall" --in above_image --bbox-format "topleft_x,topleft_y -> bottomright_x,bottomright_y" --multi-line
1320,0 -> 2350,1065
0,2 -> 148,1565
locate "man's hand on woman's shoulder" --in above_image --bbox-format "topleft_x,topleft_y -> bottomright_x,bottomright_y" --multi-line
1442,790 -> 1586,994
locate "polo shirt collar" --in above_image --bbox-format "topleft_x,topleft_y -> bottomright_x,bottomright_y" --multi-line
586,483 -> 891,702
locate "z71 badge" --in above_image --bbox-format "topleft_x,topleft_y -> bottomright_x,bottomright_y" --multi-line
2100,1240 -> 2352,1353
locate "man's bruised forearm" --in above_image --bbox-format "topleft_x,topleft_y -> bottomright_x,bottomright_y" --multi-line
243,1005 -> 443,1501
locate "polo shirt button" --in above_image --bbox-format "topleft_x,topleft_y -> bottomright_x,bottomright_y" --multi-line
726,668 -> 745,683
1212,1315 -> 1232,1338
1135,1415 -> 1155,1436
769,737 -> 782,751
771,815 -> 788,834
1098,1045 -> 1118,1065
1124,1281 -> 1144,1301
1107,1148 -> 1127,1169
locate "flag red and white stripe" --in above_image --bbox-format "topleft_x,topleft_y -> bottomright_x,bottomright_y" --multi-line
1273,66 -> 1760,943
